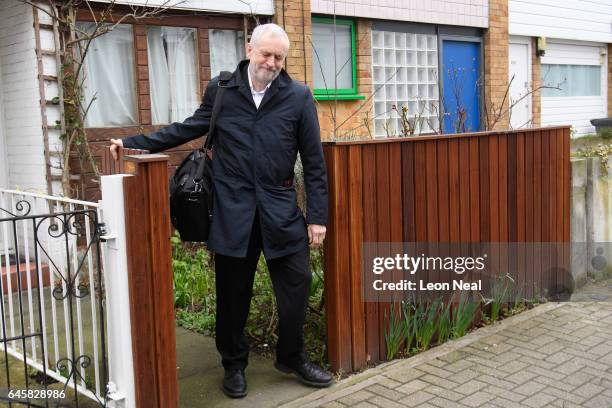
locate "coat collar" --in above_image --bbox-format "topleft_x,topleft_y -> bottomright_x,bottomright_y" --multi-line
227,59 -> 291,111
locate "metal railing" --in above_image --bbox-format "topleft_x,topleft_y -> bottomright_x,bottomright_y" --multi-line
0,188 -> 107,406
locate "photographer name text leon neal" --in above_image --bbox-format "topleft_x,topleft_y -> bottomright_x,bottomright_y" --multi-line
372,279 -> 482,291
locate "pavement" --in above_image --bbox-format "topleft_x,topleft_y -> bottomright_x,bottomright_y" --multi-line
176,327 -> 316,407
178,293 -> 612,407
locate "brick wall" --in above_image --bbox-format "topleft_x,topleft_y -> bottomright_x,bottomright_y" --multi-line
531,37 -> 541,127
483,0 -> 510,130
274,0 -> 312,86
275,1 -> 373,140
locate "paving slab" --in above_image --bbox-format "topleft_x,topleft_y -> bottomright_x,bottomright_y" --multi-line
280,301 -> 612,408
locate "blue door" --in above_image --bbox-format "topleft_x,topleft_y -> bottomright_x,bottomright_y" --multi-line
442,40 -> 481,133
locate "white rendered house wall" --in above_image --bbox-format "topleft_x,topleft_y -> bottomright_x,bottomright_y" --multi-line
92,0 -> 274,15
0,54 -> 7,189
312,0 -> 488,28
0,0 -> 47,192
509,0 -> 612,44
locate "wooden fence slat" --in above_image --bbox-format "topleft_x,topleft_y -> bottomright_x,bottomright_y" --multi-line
425,142 -> 439,300
469,137 -> 480,243
361,145 -> 380,365
376,144 -> 391,362
459,139 -> 471,243
478,137 -> 490,242
448,139 -> 461,243
347,145 -> 366,370
533,131 -> 543,297
402,143 -> 416,243
524,130 -> 535,299
324,145 -> 352,371
516,133 -> 526,294
488,136 -> 500,242
414,142 -> 428,242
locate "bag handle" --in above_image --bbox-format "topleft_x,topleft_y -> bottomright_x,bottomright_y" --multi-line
204,70 -> 232,151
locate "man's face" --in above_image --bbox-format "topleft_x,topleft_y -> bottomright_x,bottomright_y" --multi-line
247,34 -> 288,85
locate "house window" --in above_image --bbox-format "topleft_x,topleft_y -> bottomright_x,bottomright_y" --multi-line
78,23 -> 137,127
147,26 -> 199,124
311,17 -> 362,100
372,30 -> 439,137
209,29 -> 246,77
541,64 -> 601,97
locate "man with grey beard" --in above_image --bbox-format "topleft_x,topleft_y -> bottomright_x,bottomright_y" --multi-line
110,23 -> 332,398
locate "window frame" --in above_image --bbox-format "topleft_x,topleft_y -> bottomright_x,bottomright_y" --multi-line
76,6 -> 249,132
311,16 -> 364,101
540,63 -> 602,98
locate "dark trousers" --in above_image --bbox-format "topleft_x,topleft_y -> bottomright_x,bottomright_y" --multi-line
214,213 -> 312,371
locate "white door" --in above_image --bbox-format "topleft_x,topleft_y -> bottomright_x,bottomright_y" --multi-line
509,42 -> 531,129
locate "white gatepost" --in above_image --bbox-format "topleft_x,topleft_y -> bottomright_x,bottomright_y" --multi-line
99,174 -> 136,408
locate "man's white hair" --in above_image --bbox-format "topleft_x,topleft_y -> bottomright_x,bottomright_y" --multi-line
250,23 -> 290,50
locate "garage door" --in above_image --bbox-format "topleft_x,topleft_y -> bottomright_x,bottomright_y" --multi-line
540,40 -> 608,136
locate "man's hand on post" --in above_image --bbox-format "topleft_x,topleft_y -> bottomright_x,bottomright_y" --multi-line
307,224 -> 326,247
109,138 -> 124,160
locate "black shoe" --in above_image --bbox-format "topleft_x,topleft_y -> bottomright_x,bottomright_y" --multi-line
222,369 -> 247,398
274,361 -> 334,388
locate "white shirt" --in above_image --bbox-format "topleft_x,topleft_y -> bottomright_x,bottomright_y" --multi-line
247,64 -> 271,109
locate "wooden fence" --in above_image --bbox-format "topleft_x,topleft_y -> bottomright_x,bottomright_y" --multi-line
322,126 -> 571,373
100,126 -> 572,376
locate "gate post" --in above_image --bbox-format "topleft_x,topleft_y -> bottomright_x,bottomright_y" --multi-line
122,154 -> 178,408
100,175 -> 137,408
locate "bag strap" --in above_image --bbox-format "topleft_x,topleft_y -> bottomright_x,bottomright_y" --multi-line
204,70 -> 232,150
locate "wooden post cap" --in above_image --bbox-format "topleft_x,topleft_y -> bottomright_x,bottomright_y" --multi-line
123,154 -> 169,174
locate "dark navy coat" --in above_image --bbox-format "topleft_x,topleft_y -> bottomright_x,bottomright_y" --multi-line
122,60 -> 328,259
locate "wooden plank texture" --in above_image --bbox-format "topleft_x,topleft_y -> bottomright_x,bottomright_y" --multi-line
123,155 -> 178,408
322,127 -> 571,373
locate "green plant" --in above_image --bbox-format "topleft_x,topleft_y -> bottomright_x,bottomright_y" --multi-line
385,303 -> 408,360
415,300 -> 439,350
402,300 -> 417,355
171,234 -> 214,311
598,128 -> 612,140
486,274 -> 515,322
452,292 -> 479,339
436,300 -> 452,344
572,143 -> 612,173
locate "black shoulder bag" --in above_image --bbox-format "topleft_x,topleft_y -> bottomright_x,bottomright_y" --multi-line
169,71 -> 232,242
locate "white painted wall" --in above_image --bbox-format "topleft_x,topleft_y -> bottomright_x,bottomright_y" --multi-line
0,0 -> 47,192
94,0 -> 274,15
312,0 -> 488,28
509,0 -> 612,43
540,41 -> 608,136
0,54 -> 7,189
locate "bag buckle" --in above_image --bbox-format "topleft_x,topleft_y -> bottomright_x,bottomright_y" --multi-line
188,180 -> 202,202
